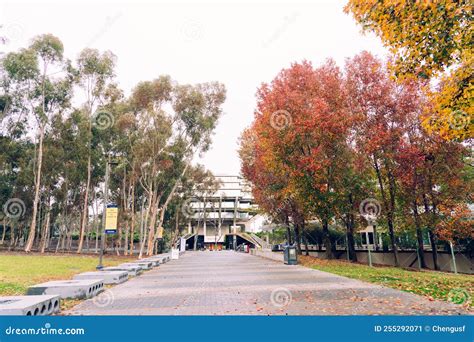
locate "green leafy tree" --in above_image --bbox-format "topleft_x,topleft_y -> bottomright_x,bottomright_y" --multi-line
2,34 -> 72,252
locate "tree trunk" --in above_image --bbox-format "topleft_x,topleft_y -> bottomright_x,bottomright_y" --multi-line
138,196 -> 149,259
25,126 -> 45,252
322,218 -> 334,259
386,215 -> 399,266
1,217 -> 7,244
60,224 -> 66,251
373,156 -> 399,266
412,199 -> 427,268
285,215 -> 292,245
77,153 -> 92,253
294,223 -> 302,254
346,217 -> 357,262
153,163 -> 190,253
346,193 -> 357,262
129,180 -> 136,255
40,201 -> 51,253
9,224 -> 15,249
302,220 -> 309,256
93,194 -> 99,253
423,194 -> 440,270
428,230 -> 440,270
9,224 -> 16,249
124,221 -> 129,256
146,194 -> 159,256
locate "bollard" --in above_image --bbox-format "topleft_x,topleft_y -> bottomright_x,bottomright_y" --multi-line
367,246 -> 373,267
449,241 -> 458,274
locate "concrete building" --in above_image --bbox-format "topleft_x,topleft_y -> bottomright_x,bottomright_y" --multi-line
182,175 -> 267,250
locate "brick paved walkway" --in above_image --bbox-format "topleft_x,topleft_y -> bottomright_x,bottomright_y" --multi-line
67,251 -> 468,315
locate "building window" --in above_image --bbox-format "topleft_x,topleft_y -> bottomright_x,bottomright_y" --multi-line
368,232 -> 374,245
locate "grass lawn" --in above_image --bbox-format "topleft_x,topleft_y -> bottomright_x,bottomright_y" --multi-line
299,255 -> 473,309
0,252 -> 135,296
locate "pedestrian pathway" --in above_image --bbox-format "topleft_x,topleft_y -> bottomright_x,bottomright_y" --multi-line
67,251 -> 468,315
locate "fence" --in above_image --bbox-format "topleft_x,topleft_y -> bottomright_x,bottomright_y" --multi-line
251,248 -> 473,274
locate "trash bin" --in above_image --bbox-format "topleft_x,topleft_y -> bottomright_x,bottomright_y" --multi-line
284,245 -> 297,265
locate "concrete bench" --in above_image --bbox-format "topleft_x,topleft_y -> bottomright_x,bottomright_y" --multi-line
27,279 -> 104,299
139,259 -> 160,267
145,256 -> 165,263
73,270 -> 128,284
144,254 -> 170,263
122,261 -> 153,270
0,295 -> 60,316
103,265 -> 143,277
154,255 -> 170,263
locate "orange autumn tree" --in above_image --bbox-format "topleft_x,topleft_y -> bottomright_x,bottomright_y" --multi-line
241,53 -> 471,266
436,203 -> 474,243
344,51 -> 472,269
239,127 -> 294,245
241,60 -> 358,259
395,98 -> 471,269
344,51 -> 420,266
345,0 -> 473,141
240,119 -> 309,253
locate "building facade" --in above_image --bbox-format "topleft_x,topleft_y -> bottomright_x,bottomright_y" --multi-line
183,175 -> 265,250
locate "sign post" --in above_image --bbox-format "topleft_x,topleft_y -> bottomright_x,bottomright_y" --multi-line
105,204 -> 118,234
97,157 -> 118,270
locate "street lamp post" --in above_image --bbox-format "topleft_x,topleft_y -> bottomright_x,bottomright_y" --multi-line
97,157 -> 117,270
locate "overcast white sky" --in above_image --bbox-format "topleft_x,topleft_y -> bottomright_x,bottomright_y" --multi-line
1,0 -> 387,175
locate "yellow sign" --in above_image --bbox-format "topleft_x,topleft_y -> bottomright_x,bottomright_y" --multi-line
105,205 -> 118,234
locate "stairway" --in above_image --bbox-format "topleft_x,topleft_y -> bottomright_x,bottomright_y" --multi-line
249,233 -> 272,250
234,232 -> 270,250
